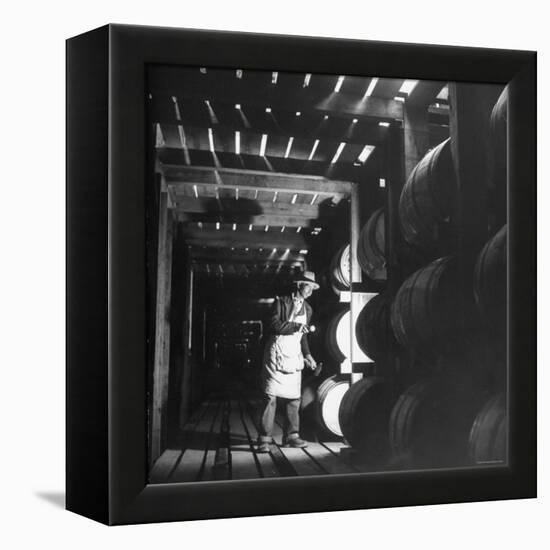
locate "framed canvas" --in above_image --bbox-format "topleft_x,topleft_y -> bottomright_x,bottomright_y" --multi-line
66,24 -> 536,525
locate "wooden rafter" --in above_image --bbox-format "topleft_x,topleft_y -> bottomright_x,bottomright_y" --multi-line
158,123 -> 371,164
150,100 -> 388,146
148,67 -> 403,121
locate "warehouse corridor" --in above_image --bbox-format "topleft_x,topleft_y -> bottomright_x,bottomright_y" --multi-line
150,394 -> 360,483
146,65 -> 509,484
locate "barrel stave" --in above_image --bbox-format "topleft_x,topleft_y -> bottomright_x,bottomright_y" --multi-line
338,377 -> 393,462
399,138 -> 456,253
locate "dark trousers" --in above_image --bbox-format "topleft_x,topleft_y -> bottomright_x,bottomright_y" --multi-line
259,394 -> 300,442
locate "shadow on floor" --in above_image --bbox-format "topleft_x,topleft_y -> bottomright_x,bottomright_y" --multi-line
35,491 -> 65,509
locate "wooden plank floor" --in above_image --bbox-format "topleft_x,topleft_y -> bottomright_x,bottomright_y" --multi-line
150,395 -> 361,483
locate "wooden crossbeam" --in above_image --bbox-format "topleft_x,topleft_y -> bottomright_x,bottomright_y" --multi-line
193,261 -> 302,275
190,248 -> 306,264
183,226 -> 308,247
428,104 -> 450,118
177,212 -> 322,228
162,164 -> 353,197
169,179 -> 342,200
204,273 -> 287,282
170,195 -> 333,218
183,230 -> 308,250
170,185 -> 342,215
193,260 -> 303,271
157,147 -> 372,183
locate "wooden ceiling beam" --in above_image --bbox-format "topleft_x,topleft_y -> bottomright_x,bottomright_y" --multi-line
196,269 -> 297,281
169,195 -> 334,217
428,105 -> 450,119
157,121 -> 382,153
162,164 -> 352,196
177,212 -> 324,228
150,108 -> 386,147
157,147 -> 374,183
148,67 -> 403,121
190,248 -> 306,264
183,230 -> 309,250
158,123 -> 374,164
192,260 -> 304,272
174,90 -> 401,120
169,179 -> 342,200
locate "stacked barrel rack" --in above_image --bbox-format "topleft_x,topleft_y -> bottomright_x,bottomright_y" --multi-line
308,84 -> 509,470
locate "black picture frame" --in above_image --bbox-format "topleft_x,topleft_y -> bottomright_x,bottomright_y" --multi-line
66,24 -> 536,525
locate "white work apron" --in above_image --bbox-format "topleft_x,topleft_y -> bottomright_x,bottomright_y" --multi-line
262,306 -> 306,399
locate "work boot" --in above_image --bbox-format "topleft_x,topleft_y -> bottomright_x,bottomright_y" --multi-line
283,434 -> 308,448
257,438 -> 272,453
257,441 -> 270,453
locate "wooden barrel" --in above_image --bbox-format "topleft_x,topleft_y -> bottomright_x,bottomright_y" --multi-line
329,245 -> 351,295
357,209 -> 386,282
316,375 -> 350,436
389,376 -> 486,468
300,374 -> 329,441
355,293 -> 398,363
326,308 -> 351,363
390,256 -> 472,358
399,138 -> 456,252
468,393 -> 507,464
389,379 -> 434,460
300,376 -> 324,412
474,225 -> 507,335
338,377 -> 393,459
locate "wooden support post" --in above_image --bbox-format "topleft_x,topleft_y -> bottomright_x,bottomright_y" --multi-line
449,83 -> 500,253
349,183 -> 369,383
386,122 -> 406,297
151,185 -> 175,463
202,308 -> 207,362
403,105 -> 431,180
385,122 -> 406,379
186,266 -> 194,352
448,83 -> 502,334
178,255 -> 195,429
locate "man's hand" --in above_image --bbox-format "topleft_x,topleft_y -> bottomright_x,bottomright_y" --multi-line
304,354 -> 317,370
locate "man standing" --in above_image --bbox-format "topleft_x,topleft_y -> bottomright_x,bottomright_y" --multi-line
257,271 -> 319,453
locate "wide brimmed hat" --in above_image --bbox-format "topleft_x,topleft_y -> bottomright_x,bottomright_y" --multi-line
294,270 -> 320,289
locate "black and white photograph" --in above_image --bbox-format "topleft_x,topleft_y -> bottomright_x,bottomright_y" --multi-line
146,65 -> 510,483
6,0 -> 545,542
